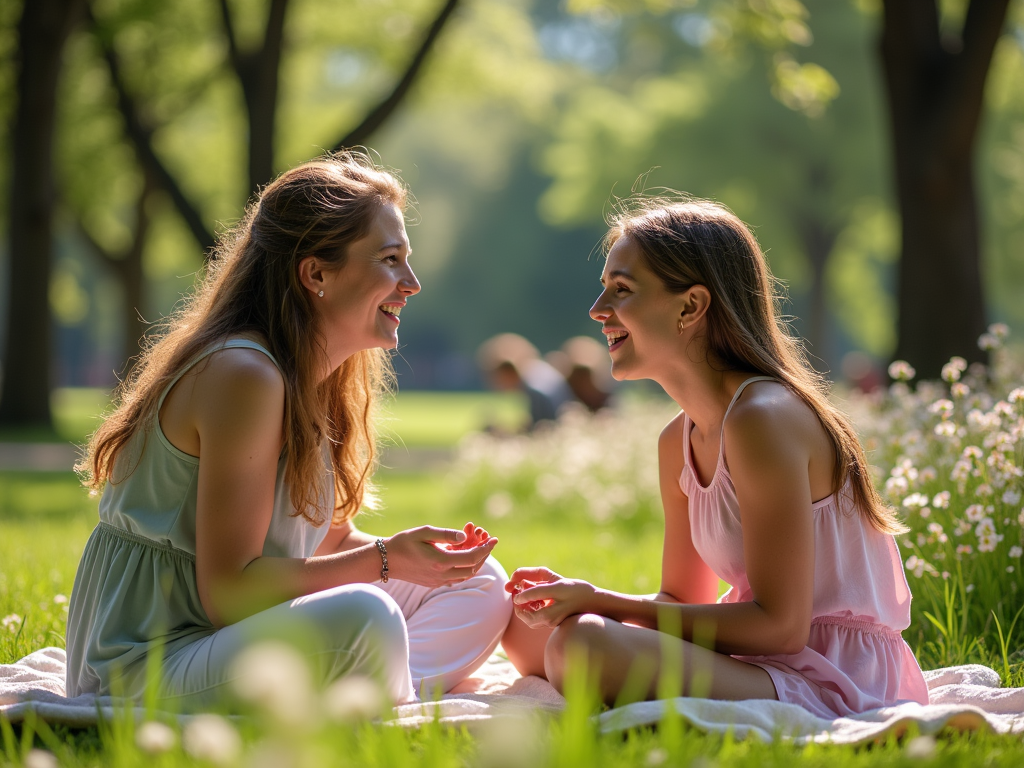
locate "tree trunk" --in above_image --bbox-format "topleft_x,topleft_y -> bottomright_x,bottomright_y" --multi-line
796,214 -> 839,373
880,0 -> 1010,379
0,0 -> 84,428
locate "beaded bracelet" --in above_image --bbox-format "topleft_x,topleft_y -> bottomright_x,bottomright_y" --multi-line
375,538 -> 389,583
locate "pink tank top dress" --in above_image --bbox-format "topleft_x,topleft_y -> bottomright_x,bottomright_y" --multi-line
681,377 -> 929,719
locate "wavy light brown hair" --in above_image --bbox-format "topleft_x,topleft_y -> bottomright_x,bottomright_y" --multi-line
79,152 -> 407,526
606,197 -> 905,535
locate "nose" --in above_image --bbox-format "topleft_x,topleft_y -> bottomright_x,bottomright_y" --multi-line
399,263 -> 421,296
589,289 -> 611,323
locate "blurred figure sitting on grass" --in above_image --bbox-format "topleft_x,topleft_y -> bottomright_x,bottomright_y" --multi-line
477,333 -> 573,430
547,335 -> 616,413
67,152 -> 510,710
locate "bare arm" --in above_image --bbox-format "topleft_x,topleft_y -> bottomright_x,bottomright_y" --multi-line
512,390 -> 817,656
188,349 -> 494,627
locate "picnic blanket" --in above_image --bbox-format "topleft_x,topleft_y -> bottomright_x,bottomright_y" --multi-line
3,647 -> 1024,743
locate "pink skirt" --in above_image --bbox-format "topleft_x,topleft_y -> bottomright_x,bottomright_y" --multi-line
734,616 -> 929,719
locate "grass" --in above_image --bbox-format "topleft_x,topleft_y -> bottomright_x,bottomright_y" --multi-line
2,390 -> 1024,765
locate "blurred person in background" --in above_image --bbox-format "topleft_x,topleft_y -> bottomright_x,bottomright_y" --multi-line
477,333 -> 573,430
546,335 -> 615,413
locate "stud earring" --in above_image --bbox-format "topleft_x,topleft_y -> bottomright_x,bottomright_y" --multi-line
317,290 -> 324,297
678,318 -> 684,334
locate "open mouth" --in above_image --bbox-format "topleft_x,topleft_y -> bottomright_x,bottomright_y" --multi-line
605,330 -> 629,352
379,304 -> 403,323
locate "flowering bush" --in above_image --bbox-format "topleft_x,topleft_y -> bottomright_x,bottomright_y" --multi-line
845,325 -> 1024,675
452,325 -> 1024,679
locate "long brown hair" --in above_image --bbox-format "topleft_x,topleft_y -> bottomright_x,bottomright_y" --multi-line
607,197 -> 905,535
79,152 -> 407,526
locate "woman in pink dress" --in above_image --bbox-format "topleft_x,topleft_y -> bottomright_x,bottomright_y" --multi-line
501,198 -> 929,718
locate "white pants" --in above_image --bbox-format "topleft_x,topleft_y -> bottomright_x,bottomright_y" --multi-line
155,557 -> 511,708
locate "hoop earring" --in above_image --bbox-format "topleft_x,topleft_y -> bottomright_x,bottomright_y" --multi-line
317,290 -> 324,298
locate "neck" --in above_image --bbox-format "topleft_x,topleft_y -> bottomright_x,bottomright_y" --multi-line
655,357 -> 757,440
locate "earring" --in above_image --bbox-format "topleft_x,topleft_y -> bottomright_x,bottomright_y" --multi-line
317,290 -> 324,297
678,318 -> 684,334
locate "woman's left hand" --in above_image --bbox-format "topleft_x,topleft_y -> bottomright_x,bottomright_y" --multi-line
509,569 -> 599,629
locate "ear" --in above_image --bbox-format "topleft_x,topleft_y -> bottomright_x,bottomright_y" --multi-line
678,285 -> 711,331
298,255 -> 324,296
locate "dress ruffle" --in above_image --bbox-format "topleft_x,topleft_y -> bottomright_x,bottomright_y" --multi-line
734,617 -> 930,719
66,523 -> 214,697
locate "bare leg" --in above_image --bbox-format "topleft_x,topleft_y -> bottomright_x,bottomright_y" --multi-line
545,613 -> 777,706
501,609 -> 555,678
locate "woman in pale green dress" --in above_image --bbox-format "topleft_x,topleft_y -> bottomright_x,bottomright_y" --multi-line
67,153 -> 511,708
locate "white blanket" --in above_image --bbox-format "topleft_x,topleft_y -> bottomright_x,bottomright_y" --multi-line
3,647 -> 1023,743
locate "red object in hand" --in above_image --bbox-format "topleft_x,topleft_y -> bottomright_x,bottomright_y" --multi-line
511,580 -> 547,612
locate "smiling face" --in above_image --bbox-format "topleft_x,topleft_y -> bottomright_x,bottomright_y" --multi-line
304,203 -> 420,368
589,235 -> 693,382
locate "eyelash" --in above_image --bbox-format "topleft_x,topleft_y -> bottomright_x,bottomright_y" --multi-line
384,254 -> 399,264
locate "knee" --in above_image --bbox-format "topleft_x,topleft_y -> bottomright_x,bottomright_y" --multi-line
544,613 -> 606,690
297,584 -> 407,647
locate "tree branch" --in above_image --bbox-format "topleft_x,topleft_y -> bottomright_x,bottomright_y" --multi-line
217,0 -> 240,69
940,0 -> 1011,155
332,0 -> 460,152
87,5 -> 216,256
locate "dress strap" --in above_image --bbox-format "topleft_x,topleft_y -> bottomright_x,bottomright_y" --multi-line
157,339 -> 282,410
718,376 -> 776,460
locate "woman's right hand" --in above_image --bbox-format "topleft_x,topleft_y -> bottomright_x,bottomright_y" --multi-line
385,526 -> 497,587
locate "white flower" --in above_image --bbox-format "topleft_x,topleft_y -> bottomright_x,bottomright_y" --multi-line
136,721 -> 177,755
23,750 -> 58,768
956,544 -> 973,556
323,675 -> 385,722
52,594 -> 68,604
966,504 -> 986,522
1,614 -> 22,631
885,476 -> 909,497
888,361 -> 916,381
1010,546 -> 1023,558
1002,490 -> 1022,506
932,491 -> 951,509
929,399 -> 954,416
1009,388 -> 1024,405
978,533 -> 1002,553
646,748 -> 669,766
976,483 -> 993,498
230,641 -> 313,726
989,322 -> 1010,340
902,493 -> 930,510
920,466 -> 938,483
951,382 -> 970,399
975,517 -> 997,538
905,555 -> 937,578
182,715 -> 241,765
978,333 -> 1000,351
906,734 -> 937,760
941,363 -> 961,383
934,421 -> 957,437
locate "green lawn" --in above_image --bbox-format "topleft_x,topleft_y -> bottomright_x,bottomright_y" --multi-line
0,388 -> 529,449
2,390 -> 1023,766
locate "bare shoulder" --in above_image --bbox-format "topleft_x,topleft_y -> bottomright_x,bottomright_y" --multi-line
659,410 -> 686,448
724,381 -> 821,459
191,346 -> 285,423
